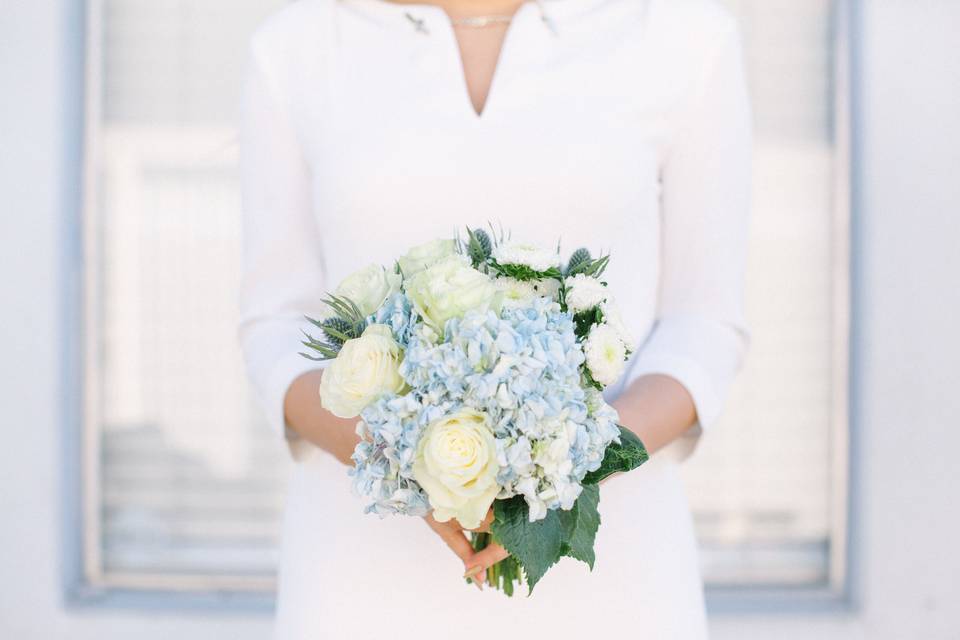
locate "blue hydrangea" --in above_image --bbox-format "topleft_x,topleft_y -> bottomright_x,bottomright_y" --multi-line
368,291 -> 419,348
350,294 -> 622,521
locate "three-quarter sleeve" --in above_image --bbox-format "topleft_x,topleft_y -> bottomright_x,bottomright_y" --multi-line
620,16 -> 753,452
237,36 -> 330,461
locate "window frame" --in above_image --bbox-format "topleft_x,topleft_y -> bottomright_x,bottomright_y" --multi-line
69,0 -> 279,608
67,0 -> 857,612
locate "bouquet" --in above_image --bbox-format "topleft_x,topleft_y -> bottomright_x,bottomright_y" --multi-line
300,228 -> 648,595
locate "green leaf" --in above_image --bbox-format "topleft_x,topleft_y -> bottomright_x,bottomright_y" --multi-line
557,484 -> 600,569
573,305 -> 604,339
298,327 -> 340,360
491,496 -> 564,595
320,293 -> 368,327
580,368 -> 604,392
568,254 -> 611,278
488,260 -> 563,282
583,254 -> 611,277
582,426 -> 649,485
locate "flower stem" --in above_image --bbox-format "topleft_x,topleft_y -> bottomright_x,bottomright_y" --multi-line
469,531 -> 522,596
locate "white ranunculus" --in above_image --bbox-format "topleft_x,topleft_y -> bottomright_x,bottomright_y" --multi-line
564,273 -> 609,313
494,277 -> 539,308
492,242 -> 562,272
600,301 -> 636,352
412,408 -> 500,529
583,323 -> 627,386
334,264 -> 401,317
397,238 -> 457,278
319,324 -> 407,418
405,254 -> 499,333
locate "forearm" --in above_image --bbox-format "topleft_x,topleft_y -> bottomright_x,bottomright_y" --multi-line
284,369 -> 361,465
612,373 -> 698,455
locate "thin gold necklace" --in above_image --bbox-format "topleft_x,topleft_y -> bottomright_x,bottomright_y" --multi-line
449,14 -> 513,27
402,0 -> 558,35
448,0 -> 527,28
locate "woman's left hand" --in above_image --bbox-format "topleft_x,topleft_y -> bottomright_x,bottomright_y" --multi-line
462,508 -> 511,585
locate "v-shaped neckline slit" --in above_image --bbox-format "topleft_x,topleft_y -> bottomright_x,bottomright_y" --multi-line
434,0 -> 534,123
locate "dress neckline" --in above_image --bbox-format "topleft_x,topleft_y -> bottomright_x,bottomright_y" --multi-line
332,0 -> 641,124
339,0 -> 623,30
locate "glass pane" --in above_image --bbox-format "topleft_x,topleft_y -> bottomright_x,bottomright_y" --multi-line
91,0 -> 290,583
683,0 -> 842,586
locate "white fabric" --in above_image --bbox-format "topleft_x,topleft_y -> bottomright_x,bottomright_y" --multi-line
237,0 -> 751,636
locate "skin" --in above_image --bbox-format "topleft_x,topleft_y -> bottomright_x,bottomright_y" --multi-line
282,0 -> 701,588
410,0 -> 532,118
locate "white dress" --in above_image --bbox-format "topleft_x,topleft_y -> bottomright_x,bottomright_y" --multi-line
236,0 -> 752,637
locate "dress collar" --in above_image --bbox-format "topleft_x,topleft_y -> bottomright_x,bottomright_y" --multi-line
337,0 -> 632,35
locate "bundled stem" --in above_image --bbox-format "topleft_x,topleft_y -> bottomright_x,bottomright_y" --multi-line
469,532 -> 522,597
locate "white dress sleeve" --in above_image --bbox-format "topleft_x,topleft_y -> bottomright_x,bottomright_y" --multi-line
620,16 -> 753,458
237,35 -> 330,462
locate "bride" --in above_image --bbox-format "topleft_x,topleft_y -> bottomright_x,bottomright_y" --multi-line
237,0 -> 751,637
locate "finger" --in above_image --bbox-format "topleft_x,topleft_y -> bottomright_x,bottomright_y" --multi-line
463,564 -> 485,591
471,541 -> 510,571
426,519 -> 485,591
472,509 -> 494,533
427,519 -> 475,565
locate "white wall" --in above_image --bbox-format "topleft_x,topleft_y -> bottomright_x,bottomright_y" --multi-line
1,1 -> 958,638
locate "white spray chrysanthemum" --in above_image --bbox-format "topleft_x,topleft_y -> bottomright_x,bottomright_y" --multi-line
492,242 -> 562,272
600,301 -> 636,352
494,277 -> 539,308
564,273 -> 608,313
583,323 -> 627,386
532,278 -> 562,300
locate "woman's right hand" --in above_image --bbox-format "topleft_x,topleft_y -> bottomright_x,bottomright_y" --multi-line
422,512 -> 485,590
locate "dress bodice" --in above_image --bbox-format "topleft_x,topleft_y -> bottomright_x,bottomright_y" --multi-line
237,0 -> 753,463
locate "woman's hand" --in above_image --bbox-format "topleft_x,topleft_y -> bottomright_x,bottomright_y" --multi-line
422,512 -> 488,590
461,508 -> 510,586
467,508 -> 494,533
423,508 -> 510,590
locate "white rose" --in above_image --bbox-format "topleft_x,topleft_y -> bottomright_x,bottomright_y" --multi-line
334,264 -> 401,317
564,273 -> 608,313
405,254 -> 500,333
412,408 -> 501,529
583,323 -> 627,386
397,238 -> 457,278
492,242 -> 562,272
319,324 -> 407,418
